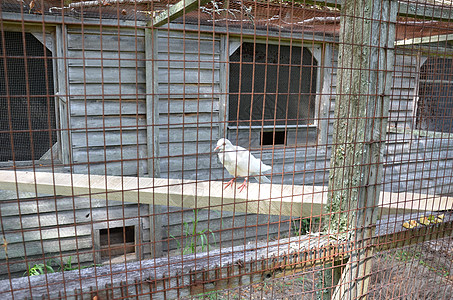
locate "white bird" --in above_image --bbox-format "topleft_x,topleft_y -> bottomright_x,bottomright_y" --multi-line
214,138 -> 271,192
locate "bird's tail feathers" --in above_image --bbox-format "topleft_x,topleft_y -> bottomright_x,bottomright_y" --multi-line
261,163 -> 272,172
255,175 -> 271,183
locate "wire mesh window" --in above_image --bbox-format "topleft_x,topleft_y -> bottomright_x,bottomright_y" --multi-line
228,42 -> 318,147
417,57 -> 453,133
0,31 -> 56,162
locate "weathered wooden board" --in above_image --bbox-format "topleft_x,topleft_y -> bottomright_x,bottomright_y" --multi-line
1,224 -> 88,243
157,30 -> 219,40
159,127 -> 218,143
158,68 -> 220,84
389,88 -> 417,98
158,141 -> 214,157
165,216 -> 288,240
157,37 -> 220,54
69,100 -> 147,117
67,26 -> 145,36
159,113 -> 218,126
1,204 -> 145,231
70,116 -> 146,131
386,145 -> 453,165
157,84 -> 220,98
72,145 -> 148,163
0,236 -> 93,260
158,57 -> 220,70
392,76 -> 417,87
389,101 -> 412,112
158,207 -> 288,228
388,112 -> 412,122
68,50 -> 146,68
158,99 -> 219,114
72,160 -> 148,176
0,196 -> 128,217
67,32 -> 145,52
69,83 -> 146,100
72,130 -> 148,148
64,25 -> 148,176
165,225 -> 287,252
69,66 -> 146,84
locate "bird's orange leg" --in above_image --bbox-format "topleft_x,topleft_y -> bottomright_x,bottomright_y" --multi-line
237,178 -> 248,192
224,178 -> 236,190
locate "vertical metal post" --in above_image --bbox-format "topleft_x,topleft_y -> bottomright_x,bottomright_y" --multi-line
325,0 -> 397,298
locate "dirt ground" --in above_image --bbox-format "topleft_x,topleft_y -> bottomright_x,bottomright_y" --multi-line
184,237 -> 453,299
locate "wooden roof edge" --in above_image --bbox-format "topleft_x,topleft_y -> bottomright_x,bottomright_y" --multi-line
300,0 -> 452,22
395,33 -> 453,46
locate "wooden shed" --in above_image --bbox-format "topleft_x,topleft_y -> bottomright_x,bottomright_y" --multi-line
1,0 -> 453,279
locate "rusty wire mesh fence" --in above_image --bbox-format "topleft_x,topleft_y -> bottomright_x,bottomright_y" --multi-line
0,0 -> 453,299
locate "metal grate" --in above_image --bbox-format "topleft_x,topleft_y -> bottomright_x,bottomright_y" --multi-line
0,0 -> 452,299
0,31 -> 56,162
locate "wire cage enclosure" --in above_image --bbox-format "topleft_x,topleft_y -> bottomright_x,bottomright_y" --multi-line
0,0 -> 453,299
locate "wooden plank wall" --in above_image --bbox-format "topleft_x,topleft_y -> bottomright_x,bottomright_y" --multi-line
65,24 -> 152,260
0,195 -> 151,279
66,25 -> 148,176
319,46 -> 453,196
2,26 -> 452,279
384,53 -> 453,195
156,30 -> 221,180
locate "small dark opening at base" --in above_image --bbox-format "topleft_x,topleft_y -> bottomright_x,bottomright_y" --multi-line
262,131 -> 286,146
100,226 -> 135,259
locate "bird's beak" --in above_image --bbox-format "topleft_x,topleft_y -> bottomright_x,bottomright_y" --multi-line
214,145 -> 221,151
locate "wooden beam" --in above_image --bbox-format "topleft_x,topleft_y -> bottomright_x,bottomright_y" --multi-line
397,1 -> 453,22
326,0 -> 397,298
299,0 -> 453,22
152,0 -> 211,27
145,28 -> 161,178
0,171 -> 452,217
398,44 -> 453,56
0,170 -> 326,218
395,33 -> 453,46
145,29 -> 163,258
1,211 -> 451,299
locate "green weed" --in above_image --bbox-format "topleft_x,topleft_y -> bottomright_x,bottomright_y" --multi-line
291,217 -> 320,236
24,260 -> 55,276
23,256 -> 102,277
170,209 -> 217,255
193,290 -> 221,299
